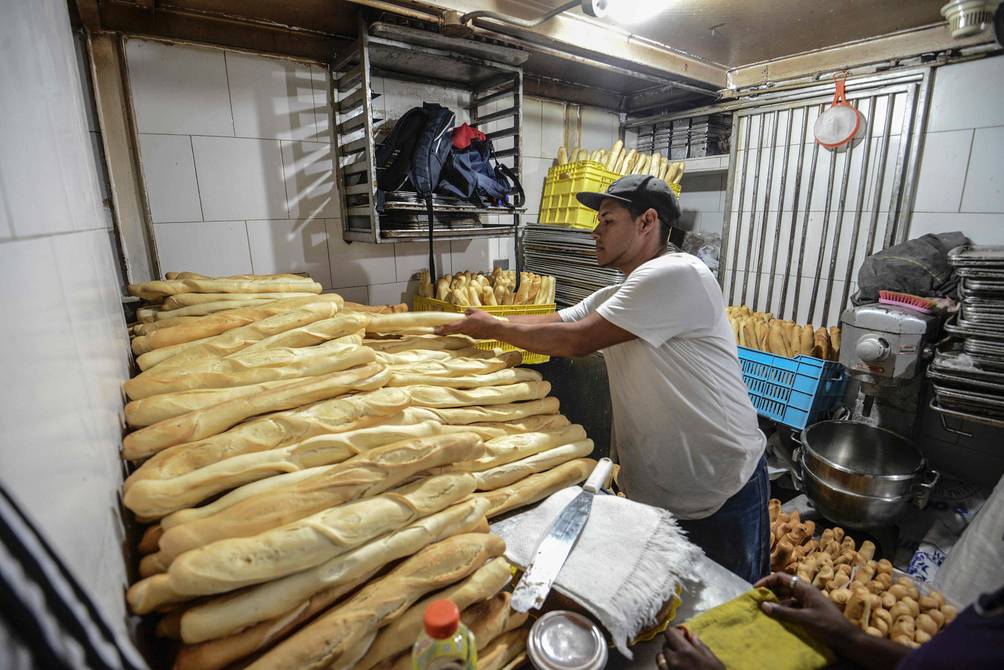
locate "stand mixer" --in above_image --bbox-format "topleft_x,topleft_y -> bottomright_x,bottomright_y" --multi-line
838,301 -> 942,439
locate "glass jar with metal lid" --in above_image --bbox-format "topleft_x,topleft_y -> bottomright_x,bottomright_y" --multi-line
527,610 -> 607,670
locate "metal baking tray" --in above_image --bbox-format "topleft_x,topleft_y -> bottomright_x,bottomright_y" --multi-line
928,367 -> 1004,393
961,305 -> 1004,325
945,316 -> 1004,341
963,339 -> 1004,360
948,245 -> 1004,266
932,351 -> 1004,377
933,384 -> 1004,410
929,397 -> 1004,430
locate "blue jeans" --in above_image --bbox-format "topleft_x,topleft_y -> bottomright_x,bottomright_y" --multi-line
678,455 -> 770,584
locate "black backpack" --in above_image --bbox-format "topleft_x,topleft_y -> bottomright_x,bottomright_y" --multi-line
375,103 -> 455,279
438,137 -> 525,210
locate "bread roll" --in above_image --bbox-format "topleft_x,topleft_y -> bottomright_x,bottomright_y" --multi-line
123,388 -> 412,516
830,326 -> 841,359
162,292 -> 318,309
135,303 -> 345,370
178,498 -> 490,646
475,439 -> 594,490
122,362 -> 390,460
405,381 -> 551,408
163,473 -> 478,597
480,458 -> 596,518
154,433 -> 485,565
128,277 -> 322,300
124,339 -> 371,400
813,327 -> 832,360
245,533 -> 506,670
799,324 -> 815,356
354,556 -> 512,670
388,367 -> 541,389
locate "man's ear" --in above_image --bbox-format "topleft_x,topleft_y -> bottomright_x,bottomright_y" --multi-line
641,208 -> 660,234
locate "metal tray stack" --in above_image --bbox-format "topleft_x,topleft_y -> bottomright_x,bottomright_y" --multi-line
931,245 -> 1004,428
522,224 -> 622,307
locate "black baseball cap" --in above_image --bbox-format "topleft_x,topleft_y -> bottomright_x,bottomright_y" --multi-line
576,174 -> 682,227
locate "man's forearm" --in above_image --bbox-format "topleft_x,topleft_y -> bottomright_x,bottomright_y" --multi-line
830,628 -> 912,670
492,320 -> 593,357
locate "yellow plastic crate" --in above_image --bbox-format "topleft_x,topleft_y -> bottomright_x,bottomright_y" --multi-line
413,295 -> 554,365
539,160 -> 683,231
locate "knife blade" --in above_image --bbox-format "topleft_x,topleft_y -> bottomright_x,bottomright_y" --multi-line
510,457 -> 614,613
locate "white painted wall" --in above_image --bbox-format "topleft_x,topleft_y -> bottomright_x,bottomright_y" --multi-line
0,0 -> 133,646
124,39 -> 619,304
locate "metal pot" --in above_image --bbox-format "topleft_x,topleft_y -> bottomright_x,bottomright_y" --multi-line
795,420 -> 939,529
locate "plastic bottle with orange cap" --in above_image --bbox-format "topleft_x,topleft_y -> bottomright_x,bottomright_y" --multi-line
412,599 -> 477,670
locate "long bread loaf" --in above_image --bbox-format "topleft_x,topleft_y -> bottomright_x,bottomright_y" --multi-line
122,362 -> 389,460
135,303 -> 347,370
375,346 -> 499,365
474,439 -> 595,490
162,292 -> 317,308
130,294 -> 343,354
382,351 -> 521,376
178,498 -> 490,645
151,298 -> 275,319
454,425 -> 588,472
123,389 -> 412,517
480,458 -> 596,518
475,628 -> 529,670
244,533 -> 506,670
404,396 -> 561,424
125,339 -> 369,399
128,277 -> 322,300
365,312 -> 466,334
388,367 -> 542,389
165,473 -> 478,596
154,433 -> 485,565
354,556 -> 512,670
363,334 -> 474,353
125,378 -> 305,427
405,381 -> 551,408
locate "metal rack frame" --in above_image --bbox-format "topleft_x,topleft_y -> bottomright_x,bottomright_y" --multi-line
330,22 -> 525,244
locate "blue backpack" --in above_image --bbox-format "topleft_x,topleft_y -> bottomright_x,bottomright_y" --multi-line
438,137 -> 525,210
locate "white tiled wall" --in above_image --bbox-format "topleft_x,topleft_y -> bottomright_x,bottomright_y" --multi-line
909,56 -> 1004,245
125,39 -> 620,303
0,0 -> 133,651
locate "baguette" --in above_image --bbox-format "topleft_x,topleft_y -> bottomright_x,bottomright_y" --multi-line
388,367 -> 542,389
813,327 -> 832,361
363,334 -> 475,353
125,378 -> 307,427
384,352 -> 521,377
128,277 -> 322,300
376,347 -> 490,366
125,339 -> 370,400
161,473 -> 478,597
405,381 -> 551,408
766,321 -> 791,357
474,439 -> 595,490
830,326 -> 841,360
162,292 -> 318,309
477,628 -> 530,670
121,362 -> 390,460
153,433 -> 485,566
131,316 -> 201,336
606,140 -> 623,171
366,312 -> 468,334
480,458 -> 596,518
354,556 -> 512,670
344,301 -> 409,314
135,303 -> 347,370
799,324 -> 815,356
406,396 -> 561,425
245,533 -> 506,670
232,314 -> 370,357
165,272 -> 306,281
152,298 -> 275,319
123,388 -> 412,517
454,425 -> 588,472
178,499 -> 491,648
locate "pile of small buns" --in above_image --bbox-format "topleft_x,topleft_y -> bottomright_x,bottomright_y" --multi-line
770,501 -> 956,648
121,271 -> 599,670
728,305 -> 841,361
417,268 -> 556,307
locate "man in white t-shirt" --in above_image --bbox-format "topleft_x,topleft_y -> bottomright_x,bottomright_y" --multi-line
438,174 -> 768,582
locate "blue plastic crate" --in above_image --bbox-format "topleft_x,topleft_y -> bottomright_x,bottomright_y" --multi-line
737,346 -> 849,430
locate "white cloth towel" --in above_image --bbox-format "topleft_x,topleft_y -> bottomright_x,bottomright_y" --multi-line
491,486 -> 703,658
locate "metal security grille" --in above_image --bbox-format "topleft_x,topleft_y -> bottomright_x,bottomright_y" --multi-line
719,69 -> 932,326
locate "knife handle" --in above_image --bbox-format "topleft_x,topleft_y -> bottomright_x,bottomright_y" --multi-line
583,457 -> 614,494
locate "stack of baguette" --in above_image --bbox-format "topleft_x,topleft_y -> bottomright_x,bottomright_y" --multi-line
727,305 -> 841,362
769,501 -> 956,648
122,272 -> 597,669
555,140 -> 685,188
417,268 -> 555,307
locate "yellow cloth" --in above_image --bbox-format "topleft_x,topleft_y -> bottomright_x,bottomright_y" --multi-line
684,588 -> 835,670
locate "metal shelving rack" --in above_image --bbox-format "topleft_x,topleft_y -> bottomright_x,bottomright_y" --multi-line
331,22 -> 526,244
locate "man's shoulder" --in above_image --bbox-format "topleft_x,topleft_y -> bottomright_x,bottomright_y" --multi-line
635,253 -> 709,281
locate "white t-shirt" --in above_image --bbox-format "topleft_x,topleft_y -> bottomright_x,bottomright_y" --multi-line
559,253 -> 765,520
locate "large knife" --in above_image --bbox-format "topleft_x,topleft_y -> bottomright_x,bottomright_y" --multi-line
510,457 -> 614,613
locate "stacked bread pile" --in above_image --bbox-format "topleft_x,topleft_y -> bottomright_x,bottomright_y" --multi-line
555,140 -> 686,189
122,272 -> 597,670
417,268 -> 556,307
769,501 -> 956,648
727,305 -> 841,362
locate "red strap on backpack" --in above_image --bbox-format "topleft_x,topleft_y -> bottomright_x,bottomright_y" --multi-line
452,123 -> 486,150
